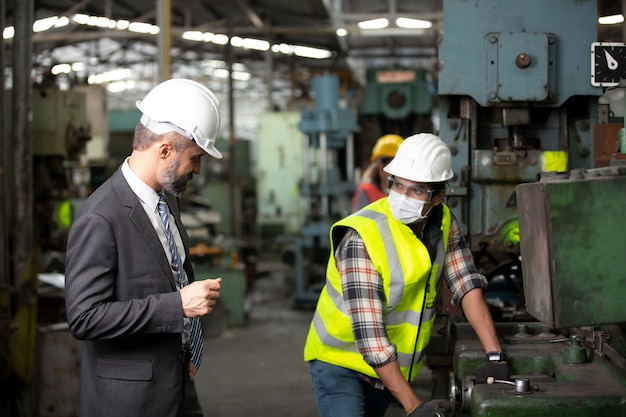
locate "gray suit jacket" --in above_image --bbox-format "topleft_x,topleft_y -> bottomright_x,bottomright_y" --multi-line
65,168 -> 196,417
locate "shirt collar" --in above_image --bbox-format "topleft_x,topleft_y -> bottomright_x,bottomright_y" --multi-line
121,157 -> 160,212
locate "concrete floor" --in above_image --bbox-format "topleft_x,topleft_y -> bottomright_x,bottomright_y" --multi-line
195,260 -> 433,417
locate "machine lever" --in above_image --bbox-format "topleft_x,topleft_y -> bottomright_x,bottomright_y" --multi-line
487,377 -> 533,393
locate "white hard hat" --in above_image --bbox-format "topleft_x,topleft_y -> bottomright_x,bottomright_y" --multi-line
383,133 -> 454,182
136,78 -> 222,159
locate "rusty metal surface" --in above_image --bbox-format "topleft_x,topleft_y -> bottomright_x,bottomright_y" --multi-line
516,182 -> 554,326
517,170 -> 626,328
593,123 -> 622,167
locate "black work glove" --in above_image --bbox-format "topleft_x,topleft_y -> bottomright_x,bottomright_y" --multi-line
474,360 -> 509,384
408,399 -> 452,417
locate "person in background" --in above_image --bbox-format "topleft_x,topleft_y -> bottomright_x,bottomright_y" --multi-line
352,134 -> 404,211
65,79 -> 223,417
304,133 -> 508,417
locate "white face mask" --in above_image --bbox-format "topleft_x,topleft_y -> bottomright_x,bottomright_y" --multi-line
388,189 -> 429,224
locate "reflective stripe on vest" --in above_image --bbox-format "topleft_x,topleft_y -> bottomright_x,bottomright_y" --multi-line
304,198 -> 451,381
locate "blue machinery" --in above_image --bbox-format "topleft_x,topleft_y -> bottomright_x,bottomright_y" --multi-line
286,4 -> 626,413
290,69 -> 434,307
292,74 -> 358,308
432,1 -> 626,415
437,0 -> 601,314
290,0 -> 605,310
358,67 -> 434,141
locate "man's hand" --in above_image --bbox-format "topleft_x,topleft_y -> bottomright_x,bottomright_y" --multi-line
474,360 -> 509,384
408,399 -> 452,417
180,278 -> 221,317
188,362 -> 198,381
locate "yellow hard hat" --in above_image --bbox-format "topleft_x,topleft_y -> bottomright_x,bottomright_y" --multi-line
370,134 -> 404,162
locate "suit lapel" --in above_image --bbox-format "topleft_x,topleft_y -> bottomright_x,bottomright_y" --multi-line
111,170 -> 178,290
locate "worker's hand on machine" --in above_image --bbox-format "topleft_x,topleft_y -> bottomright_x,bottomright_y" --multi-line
408,399 -> 452,417
474,357 -> 509,384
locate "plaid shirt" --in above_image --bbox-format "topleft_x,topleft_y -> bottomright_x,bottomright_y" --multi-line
335,214 -> 486,385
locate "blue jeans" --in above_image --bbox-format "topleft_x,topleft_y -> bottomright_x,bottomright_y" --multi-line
309,360 -> 394,417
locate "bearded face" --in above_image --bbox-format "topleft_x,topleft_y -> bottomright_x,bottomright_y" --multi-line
159,156 -> 193,197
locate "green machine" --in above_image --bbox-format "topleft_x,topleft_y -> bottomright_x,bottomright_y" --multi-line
446,167 -> 626,416
2,87 -> 91,417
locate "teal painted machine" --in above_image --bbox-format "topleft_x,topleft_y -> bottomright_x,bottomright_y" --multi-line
359,67 -> 433,134
356,67 -> 434,169
290,74 -> 358,308
432,1 -> 626,415
359,67 -> 432,120
437,0 -> 602,313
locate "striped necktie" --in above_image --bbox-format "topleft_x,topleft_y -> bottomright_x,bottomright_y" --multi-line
158,194 -> 204,369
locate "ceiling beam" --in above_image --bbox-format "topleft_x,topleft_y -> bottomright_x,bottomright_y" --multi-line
320,0 -> 348,53
235,0 -> 266,33
58,0 -> 93,18
334,12 -> 442,21
8,22 -> 438,46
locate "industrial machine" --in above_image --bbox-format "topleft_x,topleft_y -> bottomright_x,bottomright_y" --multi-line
289,73 -> 358,308
282,68 -> 434,308
447,165 -> 626,416
357,67 -> 434,168
3,86 -> 92,416
432,0 -> 626,415
256,111 -> 308,253
4,88 -> 92,262
437,0 -> 602,316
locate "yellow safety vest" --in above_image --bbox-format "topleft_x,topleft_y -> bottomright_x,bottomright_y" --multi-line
304,198 -> 451,382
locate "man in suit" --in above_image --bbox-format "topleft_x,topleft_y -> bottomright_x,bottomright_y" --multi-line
65,79 -> 223,417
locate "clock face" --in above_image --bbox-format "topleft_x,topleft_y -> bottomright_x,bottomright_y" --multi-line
591,42 -> 626,87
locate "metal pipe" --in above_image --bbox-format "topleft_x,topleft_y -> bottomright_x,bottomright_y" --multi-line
227,6 -> 239,238
346,132 -> 354,182
320,132 -> 329,217
302,133 -> 312,218
329,0 -> 349,52
11,0 -> 36,413
0,1 -> 10,414
510,125 -> 525,150
265,43 -> 274,111
13,0 -> 34,293
0,0 -> 7,289
623,0 -> 626,44
156,0 -> 172,82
